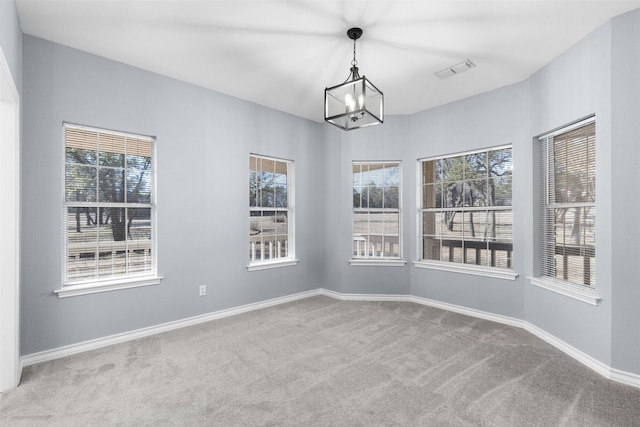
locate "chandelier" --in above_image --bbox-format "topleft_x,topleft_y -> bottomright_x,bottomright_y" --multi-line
324,28 -> 384,131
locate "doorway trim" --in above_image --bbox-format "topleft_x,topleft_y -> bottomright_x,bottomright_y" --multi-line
0,45 -> 21,392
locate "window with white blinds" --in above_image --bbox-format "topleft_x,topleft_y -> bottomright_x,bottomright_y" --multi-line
352,162 -> 402,260
249,154 -> 296,269
418,146 -> 513,273
539,118 -> 596,288
62,124 -> 156,288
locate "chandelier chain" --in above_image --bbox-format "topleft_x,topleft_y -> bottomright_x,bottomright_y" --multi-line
352,38 -> 358,66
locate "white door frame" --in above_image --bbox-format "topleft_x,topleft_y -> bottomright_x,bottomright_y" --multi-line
0,45 -> 21,392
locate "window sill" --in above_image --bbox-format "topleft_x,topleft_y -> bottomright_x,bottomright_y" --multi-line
528,277 -> 601,306
349,258 -> 407,267
247,259 -> 299,271
413,260 -> 517,280
55,275 -> 163,298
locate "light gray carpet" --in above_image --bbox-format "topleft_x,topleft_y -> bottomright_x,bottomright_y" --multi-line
1,296 -> 639,426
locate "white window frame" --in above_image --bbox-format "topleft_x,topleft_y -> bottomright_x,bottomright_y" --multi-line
415,145 -> 516,280
350,161 -> 405,267
529,116 -> 600,305
55,123 -> 161,298
247,154 -> 297,271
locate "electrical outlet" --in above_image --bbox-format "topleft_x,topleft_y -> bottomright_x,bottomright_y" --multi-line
199,285 -> 206,296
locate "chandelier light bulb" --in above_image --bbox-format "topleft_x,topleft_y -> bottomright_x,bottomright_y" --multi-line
345,93 -> 355,112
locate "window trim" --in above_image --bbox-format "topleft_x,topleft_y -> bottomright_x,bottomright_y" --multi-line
247,259 -> 299,271
416,145 -> 514,276
247,154 -> 296,270
54,274 -> 162,298
350,259 -> 406,267
415,260 -> 517,280
351,161 -> 404,264
528,276 -> 601,305
533,116 -> 596,297
56,123 -> 160,297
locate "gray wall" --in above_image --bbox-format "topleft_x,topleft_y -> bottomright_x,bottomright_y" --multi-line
321,117 -> 411,296
407,83 -> 526,321
525,20 -> 613,365
610,10 -> 640,375
21,36 -> 323,355
0,0 -> 22,92
18,8 -> 640,378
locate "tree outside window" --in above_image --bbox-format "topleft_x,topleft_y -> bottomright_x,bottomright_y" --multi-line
249,155 -> 294,265
64,125 -> 155,284
540,121 -> 595,287
420,146 -> 513,269
352,162 -> 401,259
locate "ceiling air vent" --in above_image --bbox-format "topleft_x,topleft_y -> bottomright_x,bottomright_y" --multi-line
435,59 -> 476,79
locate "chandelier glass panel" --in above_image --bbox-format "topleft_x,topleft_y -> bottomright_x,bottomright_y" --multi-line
324,28 -> 383,131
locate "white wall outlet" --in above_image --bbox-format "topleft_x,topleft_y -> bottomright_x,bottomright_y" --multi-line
199,285 -> 206,296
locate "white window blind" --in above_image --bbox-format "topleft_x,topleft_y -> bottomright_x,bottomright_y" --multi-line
249,154 -> 294,265
352,162 -> 402,259
539,119 -> 595,288
63,124 -> 156,285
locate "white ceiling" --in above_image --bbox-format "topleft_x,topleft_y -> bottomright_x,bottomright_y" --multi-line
16,0 -> 640,122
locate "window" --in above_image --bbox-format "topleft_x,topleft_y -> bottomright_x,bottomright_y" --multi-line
418,146 -> 514,277
58,124 -> 158,297
249,154 -> 296,270
537,119 -> 596,290
351,162 -> 403,265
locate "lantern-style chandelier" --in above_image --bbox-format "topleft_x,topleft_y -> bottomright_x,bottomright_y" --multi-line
324,28 -> 384,131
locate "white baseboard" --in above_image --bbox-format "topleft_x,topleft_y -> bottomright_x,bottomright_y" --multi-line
318,288 -> 411,302
21,289 -> 322,367
610,367 -> 640,389
523,322 -> 611,379
21,287 -> 640,390
408,294 -> 525,329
